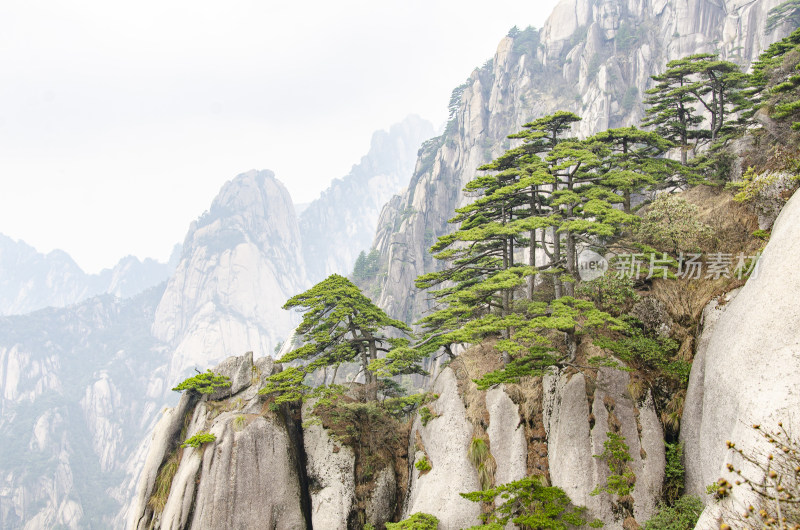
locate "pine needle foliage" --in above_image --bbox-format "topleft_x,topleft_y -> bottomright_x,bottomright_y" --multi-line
181,431 -> 216,449
461,476 -> 604,529
260,274 -> 420,403
385,513 -> 440,530
172,370 -> 231,395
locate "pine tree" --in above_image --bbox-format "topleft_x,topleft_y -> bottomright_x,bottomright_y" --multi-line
260,274 -> 416,402
414,112 -> 631,368
643,60 -> 705,164
589,126 -> 678,211
643,54 -> 746,159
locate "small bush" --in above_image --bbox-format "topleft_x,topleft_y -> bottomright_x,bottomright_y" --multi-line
468,438 -> 495,491
415,455 -> 432,473
181,431 -> 216,449
663,442 -> 686,503
636,194 -> 714,254
385,512 -> 439,529
643,495 -> 704,530
419,406 -> 436,426
592,432 -> 635,498
595,328 -> 687,384
172,370 -> 231,395
576,274 -> 640,316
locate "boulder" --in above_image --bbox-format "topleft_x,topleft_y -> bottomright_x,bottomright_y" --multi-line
206,351 -> 254,400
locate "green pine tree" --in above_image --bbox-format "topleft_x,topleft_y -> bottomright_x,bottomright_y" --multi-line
259,274 -> 417,402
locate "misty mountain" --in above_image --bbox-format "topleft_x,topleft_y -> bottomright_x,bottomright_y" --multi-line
299,114 -> 434,281
0,234 -> 181,316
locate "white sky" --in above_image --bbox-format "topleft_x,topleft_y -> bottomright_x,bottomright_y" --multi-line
0,0 -> 560,273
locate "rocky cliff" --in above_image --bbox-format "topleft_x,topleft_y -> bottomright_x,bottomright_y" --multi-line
682,189 -> 800,528
0,234 -> 179,316
153,169 -> 308,386
373,0 -> 792,323
299,115 -> 434,282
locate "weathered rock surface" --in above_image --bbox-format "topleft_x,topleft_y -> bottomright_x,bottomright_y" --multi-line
543,366 -> 665,528
128,357 -> 308,530
404,367 -> 481,530
302,402 -> 356,530
486,386 -> 527,486
153,169 -> 308,386
682,190 -> 800,527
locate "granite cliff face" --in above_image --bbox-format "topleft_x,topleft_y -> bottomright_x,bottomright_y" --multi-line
153,169 -> 308,385
682,190 -> 800,528
299,115 -> 434,282
0,234 -> 179,316
373,0 -> 792,323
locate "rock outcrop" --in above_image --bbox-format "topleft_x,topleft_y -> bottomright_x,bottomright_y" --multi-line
543,366 -> 665,528
682,190 -> 800,527
153,170 -> 308,385
404,368 -> 482,529
302,402 -> 357,529
128,352 -> 309,530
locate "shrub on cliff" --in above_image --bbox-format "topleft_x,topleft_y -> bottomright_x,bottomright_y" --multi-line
172,370 -> 231,395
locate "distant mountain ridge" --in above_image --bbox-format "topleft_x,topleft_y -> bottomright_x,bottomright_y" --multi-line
0,234 -> 181,316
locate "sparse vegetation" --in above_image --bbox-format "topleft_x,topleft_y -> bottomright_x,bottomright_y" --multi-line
172,370 -> 231,395
414,455 -> 431,473
147,451 -> 179,514
717,422 -> 800,528
181,431 -> 216,449
385,512 -> 439,530
467,437 -> 495,491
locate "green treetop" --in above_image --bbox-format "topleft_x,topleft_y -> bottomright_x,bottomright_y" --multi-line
642,60 -> 705,164
589,126 -> 677,211
745,27 -> 800,133
413,112 -> 629,370
260,274 -> 417,402
643,54 -> 746,161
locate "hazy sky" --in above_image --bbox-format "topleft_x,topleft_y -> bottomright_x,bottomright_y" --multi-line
0,0 -> 561,273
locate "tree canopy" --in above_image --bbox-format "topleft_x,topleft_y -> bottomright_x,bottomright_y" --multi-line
260,274 -> 421,402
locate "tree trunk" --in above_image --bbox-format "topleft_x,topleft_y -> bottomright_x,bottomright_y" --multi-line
553,226 -> 562,298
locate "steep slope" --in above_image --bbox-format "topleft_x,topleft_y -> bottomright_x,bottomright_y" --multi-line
681,189 -> 800,527
372,0 -> 792,323
299,115 -> 434,282
0,234 -> 179,316
153,169 -> 308,386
